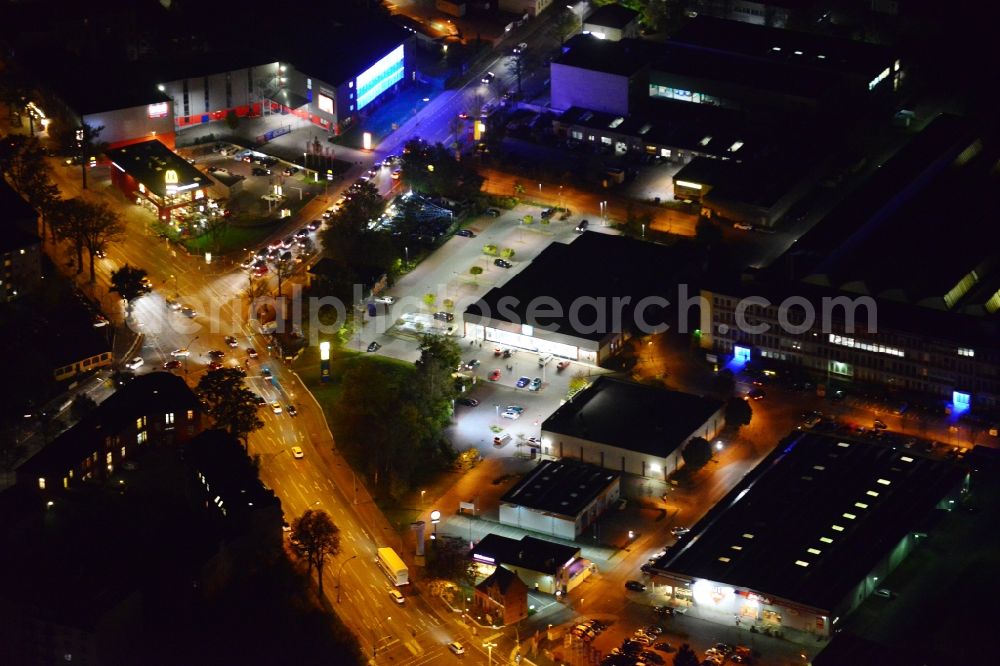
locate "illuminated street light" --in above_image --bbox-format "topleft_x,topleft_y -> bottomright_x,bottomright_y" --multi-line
715,440 -> 724,451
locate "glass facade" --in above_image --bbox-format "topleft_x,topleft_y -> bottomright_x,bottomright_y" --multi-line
649,84 -> 726,107
356,44 -> 405,111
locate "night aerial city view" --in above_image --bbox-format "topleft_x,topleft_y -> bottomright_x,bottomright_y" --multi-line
0,0 -> 997,664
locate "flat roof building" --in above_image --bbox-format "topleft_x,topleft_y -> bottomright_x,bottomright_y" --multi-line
499,459 -> 621,540
463,232 -> 682,365
106,139 -> 212,222
471,532 -> 589,595
542,376 -> 725,479
700,114 -> 1000,409
583,3 -> 641,41
651,431 -> 968,638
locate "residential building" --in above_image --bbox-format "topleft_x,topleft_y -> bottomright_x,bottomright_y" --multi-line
0,179 -> 42,302
650,431 -> 968,638
471,533 -> 589,595
542,376 -> 725,479
498,458 -> 620,540
500,0 -> 554,17
473,566 -> 529,626
583,3 -> 641,41
17,372 -> 203,491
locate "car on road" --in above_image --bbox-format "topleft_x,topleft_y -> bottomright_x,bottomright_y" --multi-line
733,222 -> 754,231
208,361 -> 223,370
515,376 -> 530,388
873,419 -> 888,430
261,367 -> 272,379
488,370 -> 501,381
457,397 -> 479,407
208,350 -> 225,359
165,298 -> 182,310
251,167 -> 271,176
375,295 -> 396,305
171,348 -> 190,357
291,446 -> 304,459
513,42 -> 528,54
557,360 -> 570,371
271,401 -> 282,414
163,360 -> 182,370
494,258 -> 513,268
181,306 -> 197,318
448,641 -> 465,655
632,635 -> 653,646
247,347 -> 258,359
670,526 -> 690,537
287,405 -> 297,417
367,341 -> 381,352
92,315 -> 109,327
501,409 -> 521,420
294,228 -> 310,239
254,394 -> 267,406
389,589 -> 405,605
283,166 -> 299,175
481,71 -> 495,84
529,377 -> 542,391
455,228 -> 475,237
464,359 -> 481,370
125,356 -> 144,370
391,168 -> 402,180
224,335 -> 238,347
625,580 -> 647,592
747,387 -> 765,400
874,587 -> 892,598
506,406 -> 524,413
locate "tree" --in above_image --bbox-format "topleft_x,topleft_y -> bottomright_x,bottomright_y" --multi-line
202,214 -> 228,254
555,7 -> 580,44
415,335 -> 462,428
70,394 -> 97,421
423,293 -> 436,309
725,397 -> 753,429
270,252 -> 294,297
426,537 -> 475,584
50,122 -> 105,190
682,437 -> 712,470
512,181 -> 525,196
482,244 -> 498,256
51,198 -> 89,274
568,373 -> 590,398
500,248 -> 515,259
110,264 -> 149,314
78,200 -> 125,282
225,109 -> 240,130
469,265 -> 483,278
196,368 -> 264,444
673,643 -> 700,666
289,509 -> 341,596
0,135 -> 60,240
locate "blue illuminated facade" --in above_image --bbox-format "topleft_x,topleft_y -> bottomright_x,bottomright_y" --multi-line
356,45 -> 405,111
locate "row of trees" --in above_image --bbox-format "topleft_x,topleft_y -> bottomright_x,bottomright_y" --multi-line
0,134 -> 123,282
329,336 -> 461,498
399,138 -> 484,200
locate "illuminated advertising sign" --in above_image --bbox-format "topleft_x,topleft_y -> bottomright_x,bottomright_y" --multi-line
356,44 -> 404,111
148,102 -> 169,118
318,92 -> 334,115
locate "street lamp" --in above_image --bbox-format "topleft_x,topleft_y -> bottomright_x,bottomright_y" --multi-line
430,509 -> 441,540
421,489 -> 426,509
483,639 -> 497,666
336,554 -> 358,603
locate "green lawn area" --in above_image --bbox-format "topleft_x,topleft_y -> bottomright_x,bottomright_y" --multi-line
181,221 -> 280,256
293,343 -> 412,409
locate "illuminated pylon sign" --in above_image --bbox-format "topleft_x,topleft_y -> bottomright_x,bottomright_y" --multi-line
165,169 -> 179,195
326,169 -> 333,181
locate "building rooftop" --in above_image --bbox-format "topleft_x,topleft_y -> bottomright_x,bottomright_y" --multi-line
106,139 -> 211,198
32,56 -> 172,115
543,376 -> 723,457
652,431 -> 967,611
669,15 -> 894,81
766,114 -> 1000,318
554,34 -> 657,77
500,458 -> 620,519
471,533 -> 581,576
464,232 -> 681,344
584,3 -> 640,30
183,430 -> 281,527
476,565 -> 524,596
19,372 -> 201,478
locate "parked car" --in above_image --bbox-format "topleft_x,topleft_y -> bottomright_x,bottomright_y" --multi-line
125,356 -> 144,370
485,208 -> 501,217
375,295 -> 396,305
251,167 -> 271,176
208,361 -> 223,370
457,397 -> 479,407
501,409 -> 521,420
291,446 -> 304,459
287,405 -> 298,417
575,219 -> 589,232
671,526 -> 690,537
464,359 -> 481,370
873,419 -> 888,430
481,71 -> 495,84
247,347 -> 258,359
494,258 -> 512,268
170,348 -> 191,357
367,341 -> 381,352
207,350 -> 225,359
283,166 -> 299,175
434,311 -> 455,322
456,229 -> 475,237
488,370 -> 501,381
306,219 -> 322,231
515,376 -> 530,388
529,377 -> 542,391
625,580 -> 647,592
163,360 -> 182,370
224,335 -> 238,347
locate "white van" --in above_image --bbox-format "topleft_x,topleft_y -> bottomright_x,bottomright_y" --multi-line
538,354 -> 553,367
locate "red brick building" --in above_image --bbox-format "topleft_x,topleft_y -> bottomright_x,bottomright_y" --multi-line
474,566 -> 528,627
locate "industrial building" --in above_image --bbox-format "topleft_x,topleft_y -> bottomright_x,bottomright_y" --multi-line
463,232 -> 680,365
700,114 -> 1000,409
499,459 -> 620,540
471,533 -> 589,595
650,431 -> 968,638
542,376 -> 725,479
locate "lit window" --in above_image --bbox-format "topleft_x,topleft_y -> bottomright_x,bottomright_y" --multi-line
831,524 -> 844,532
837,442 -> 850,448
819,537 -> 833,544
958,348 -> 975,357
187,409 -> 194,420
135,417 -> 143,429
842,513 -> 856,520
38,477 -> 46,490
807,548 -> 821,555
718,556 -> 731,563
165,412 -> 175,424
795,560 -> 809,567
742,533 -> 754,539
900,456 -> 913,463
137,431 -> 148,444
106,452 -> 113,464
318,93 -> 334,114
866,490 -> 879,497
854,502 -> 868,509
877,478 -> 891,486
731,545 -> 742,551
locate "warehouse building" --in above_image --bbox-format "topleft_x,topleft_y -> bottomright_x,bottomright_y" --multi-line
542,376 -> 725,479
498,459 -> 620,540
650,431 -> 968,638
701,114 -> 1000,409
471,533 -> 589,595
463,232 -> 680,365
